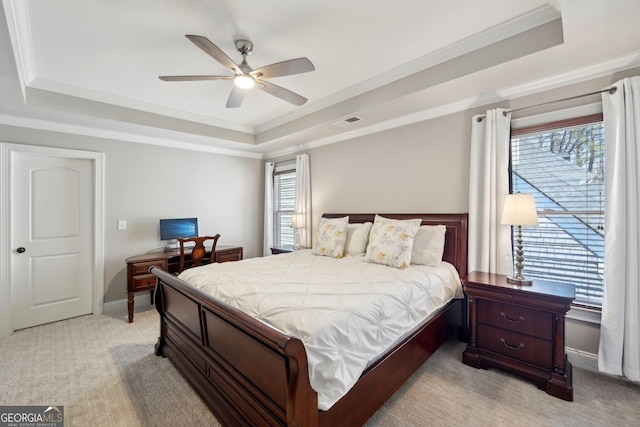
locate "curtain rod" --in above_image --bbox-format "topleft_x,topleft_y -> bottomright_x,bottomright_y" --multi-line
476,86 -> 617,122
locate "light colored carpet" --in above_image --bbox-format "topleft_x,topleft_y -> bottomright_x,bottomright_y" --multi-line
1,305 -> 638,427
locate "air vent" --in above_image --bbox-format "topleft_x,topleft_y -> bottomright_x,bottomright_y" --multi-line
331,116 -> 363,127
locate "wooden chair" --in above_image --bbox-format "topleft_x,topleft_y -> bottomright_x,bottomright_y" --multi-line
177,234 -> 221,273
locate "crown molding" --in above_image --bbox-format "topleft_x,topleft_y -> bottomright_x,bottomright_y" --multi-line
265,51 -> 640,158
3,49 -> 638,161
0,112 -> 264,159
3,0 -> 35,100
28,78 -> 255,134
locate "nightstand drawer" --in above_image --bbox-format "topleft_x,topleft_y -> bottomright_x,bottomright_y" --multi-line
478,324 -> 552,368
477,299 -> 552,340
132,273 -> 157,290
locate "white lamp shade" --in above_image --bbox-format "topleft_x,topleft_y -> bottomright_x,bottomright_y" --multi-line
501,193 -> 539,226
291,213 -> 305,228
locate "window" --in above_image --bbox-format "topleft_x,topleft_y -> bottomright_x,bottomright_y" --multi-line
510,114 -> 605,308
273,162 -> 296,248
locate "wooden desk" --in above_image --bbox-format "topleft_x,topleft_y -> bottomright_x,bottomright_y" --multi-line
125,245 -> 243,322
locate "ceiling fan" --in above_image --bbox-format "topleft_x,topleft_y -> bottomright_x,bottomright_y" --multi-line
159,35 -> 315,108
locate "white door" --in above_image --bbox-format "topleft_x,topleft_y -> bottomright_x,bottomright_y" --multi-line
11,151 -> 94,329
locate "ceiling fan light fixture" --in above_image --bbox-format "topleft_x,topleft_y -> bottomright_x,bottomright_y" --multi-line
161,35 -> 314,107
234,74 -> 255,89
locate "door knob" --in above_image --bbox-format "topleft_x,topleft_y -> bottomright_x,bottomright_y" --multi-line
16,247 -> 25,253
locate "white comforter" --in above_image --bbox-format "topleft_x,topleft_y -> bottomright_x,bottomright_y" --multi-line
178,249 -> 462,410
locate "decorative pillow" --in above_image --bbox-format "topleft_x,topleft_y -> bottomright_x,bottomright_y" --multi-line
344,222 -> 372,255
411,225 -> 446,266
364,215 -> 421,268
313,216 -> 349,257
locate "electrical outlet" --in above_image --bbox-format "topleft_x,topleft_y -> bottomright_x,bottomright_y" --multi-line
117,220 -> 126,231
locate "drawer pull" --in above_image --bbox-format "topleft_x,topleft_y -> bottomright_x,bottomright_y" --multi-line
500,337 -> 524,351
500,311 -> 525,323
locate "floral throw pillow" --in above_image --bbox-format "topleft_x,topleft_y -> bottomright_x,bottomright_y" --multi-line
364,215 -> 422,268
313,216 -> 349,257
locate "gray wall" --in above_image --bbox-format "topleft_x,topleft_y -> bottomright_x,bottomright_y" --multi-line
310,111 -> 470,217
0,125 -> 263,303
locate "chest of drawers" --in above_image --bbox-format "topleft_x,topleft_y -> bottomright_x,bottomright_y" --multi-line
462,271 -> 575,401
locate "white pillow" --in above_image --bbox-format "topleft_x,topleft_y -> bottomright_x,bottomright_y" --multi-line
313,216 -> 349,257
411,225 -> 446,266
364,215 -> 421,269
345,222 -> 372,255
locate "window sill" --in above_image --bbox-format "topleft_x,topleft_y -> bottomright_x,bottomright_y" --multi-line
567,305 -> 602,325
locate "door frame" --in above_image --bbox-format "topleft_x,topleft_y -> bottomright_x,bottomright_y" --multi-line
0,143 -> 105,338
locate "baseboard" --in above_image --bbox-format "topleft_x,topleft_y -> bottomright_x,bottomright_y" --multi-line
103,294 -> 152,314
566,346 -> 599,373
567,347 -> 640,385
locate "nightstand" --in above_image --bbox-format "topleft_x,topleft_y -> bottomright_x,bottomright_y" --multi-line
462,271 -> 575,401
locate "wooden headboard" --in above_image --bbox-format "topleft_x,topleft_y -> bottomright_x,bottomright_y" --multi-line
322,213 -> 468,278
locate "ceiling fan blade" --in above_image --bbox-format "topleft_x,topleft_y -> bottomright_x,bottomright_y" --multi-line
226,86 -> 245,108
250,58 -> 315,79
257,80 -> 307,106
185,35 -> 240,74
159,75 -> 233,81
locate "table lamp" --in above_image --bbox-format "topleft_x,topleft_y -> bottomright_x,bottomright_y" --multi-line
291,213 -> 305,250
501,193 -> 538,285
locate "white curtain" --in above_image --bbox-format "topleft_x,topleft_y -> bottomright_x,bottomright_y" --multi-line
294,154 -> 312,248
263,162 -> 275,256
468,108 -> 513,275
598,77 -> 640,381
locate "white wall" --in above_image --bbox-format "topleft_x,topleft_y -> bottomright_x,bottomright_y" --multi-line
0,125 -> 263,303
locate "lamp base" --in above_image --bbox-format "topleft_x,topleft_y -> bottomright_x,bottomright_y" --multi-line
506,276 -> 533,285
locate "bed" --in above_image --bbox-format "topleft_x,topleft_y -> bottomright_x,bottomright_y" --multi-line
151,213 -> 468,427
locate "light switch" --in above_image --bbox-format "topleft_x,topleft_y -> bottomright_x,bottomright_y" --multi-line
117,220 -> 127,230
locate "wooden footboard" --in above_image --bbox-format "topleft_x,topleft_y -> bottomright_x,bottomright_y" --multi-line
151,267 -> 318,427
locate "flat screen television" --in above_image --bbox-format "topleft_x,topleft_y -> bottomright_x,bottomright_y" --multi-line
159,217 -> 198,250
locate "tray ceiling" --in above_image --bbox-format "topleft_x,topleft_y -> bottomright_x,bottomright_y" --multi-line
2,0 -> 640,157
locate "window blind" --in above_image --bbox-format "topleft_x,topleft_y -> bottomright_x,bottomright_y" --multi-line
511,115 -> 605,307
273,166 -> 296,248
